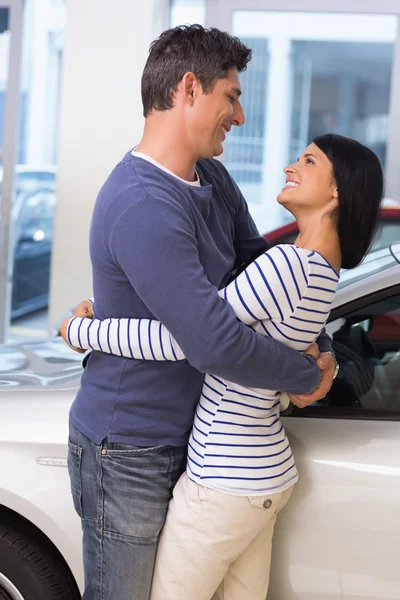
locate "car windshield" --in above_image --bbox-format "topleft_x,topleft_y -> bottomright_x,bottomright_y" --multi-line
372,221 -> 400,250
338,247 -> 399,290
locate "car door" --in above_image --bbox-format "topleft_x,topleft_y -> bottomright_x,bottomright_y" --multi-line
268,286 -> 400,600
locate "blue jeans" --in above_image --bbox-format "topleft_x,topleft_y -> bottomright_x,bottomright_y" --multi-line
67,421 -> 187,600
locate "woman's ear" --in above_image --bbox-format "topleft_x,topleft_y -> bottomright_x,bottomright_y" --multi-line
326,188 -> 339,218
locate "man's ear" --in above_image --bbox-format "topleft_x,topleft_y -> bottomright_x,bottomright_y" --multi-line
181,71 -> 200,106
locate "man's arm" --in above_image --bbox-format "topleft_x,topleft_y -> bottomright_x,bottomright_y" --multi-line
106,194 -> 320,394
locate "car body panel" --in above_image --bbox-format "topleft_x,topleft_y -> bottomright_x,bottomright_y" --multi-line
269,417 -> 400,599
0,338 -> 84,591
0,338 -> 83,392
269,246 -> 400,599
332,249 -> 399,308
0,437 -> 83,591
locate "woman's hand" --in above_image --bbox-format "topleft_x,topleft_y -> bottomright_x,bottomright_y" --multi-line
60,299 -> 94,353
72,299 -> 94,319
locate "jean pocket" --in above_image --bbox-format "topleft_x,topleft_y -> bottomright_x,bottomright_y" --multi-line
102,442 -> 165,456
67,439 -> 83,518
100,446 -> 172,540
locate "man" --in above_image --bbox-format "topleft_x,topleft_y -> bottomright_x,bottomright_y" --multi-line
65,24 -> 336,600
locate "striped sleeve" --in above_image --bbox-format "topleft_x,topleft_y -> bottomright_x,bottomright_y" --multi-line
67,316 -> 186,361
218,244 -> 309,323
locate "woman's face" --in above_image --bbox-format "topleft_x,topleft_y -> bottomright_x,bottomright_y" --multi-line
277,142 -> 338,215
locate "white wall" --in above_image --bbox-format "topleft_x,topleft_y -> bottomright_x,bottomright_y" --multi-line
49,0 -> 169,326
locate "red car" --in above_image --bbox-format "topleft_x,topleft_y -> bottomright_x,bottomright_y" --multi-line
265,205 -> 400,252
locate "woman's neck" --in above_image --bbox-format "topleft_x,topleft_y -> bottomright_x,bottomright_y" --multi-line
294,213 -> 342,273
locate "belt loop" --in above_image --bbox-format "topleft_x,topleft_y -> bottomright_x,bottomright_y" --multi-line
198,484 -> 208,502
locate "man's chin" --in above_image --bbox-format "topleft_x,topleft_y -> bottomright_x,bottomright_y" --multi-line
198,142 -> 224,159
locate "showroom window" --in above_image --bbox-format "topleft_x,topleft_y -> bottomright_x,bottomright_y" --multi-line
170,1 -> 400,237
0,0 -> 65,341
170,0 -> 205,27
10,0 -> 64,326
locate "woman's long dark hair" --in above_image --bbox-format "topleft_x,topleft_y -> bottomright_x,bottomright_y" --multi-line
313,133 -> 383,269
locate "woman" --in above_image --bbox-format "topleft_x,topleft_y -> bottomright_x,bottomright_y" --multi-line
65,134 -> 383,600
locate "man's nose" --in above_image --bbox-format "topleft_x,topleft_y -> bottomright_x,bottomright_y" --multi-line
233,101 -> 245,127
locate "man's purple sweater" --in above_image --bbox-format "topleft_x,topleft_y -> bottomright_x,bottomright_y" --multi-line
70,152 -> 326,446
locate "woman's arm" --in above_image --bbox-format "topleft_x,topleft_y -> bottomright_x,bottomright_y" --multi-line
218,244 -> 309,323
66,316 -> 185,360
67,245 -> 309,361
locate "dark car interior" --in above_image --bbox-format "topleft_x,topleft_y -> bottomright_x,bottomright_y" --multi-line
290,293 -> 400,416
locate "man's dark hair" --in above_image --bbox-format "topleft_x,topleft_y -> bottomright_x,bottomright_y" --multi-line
313,133 -> 383,269
141,24 -> 251,117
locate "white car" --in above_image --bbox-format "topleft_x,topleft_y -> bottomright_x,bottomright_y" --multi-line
1,244 -> 400,600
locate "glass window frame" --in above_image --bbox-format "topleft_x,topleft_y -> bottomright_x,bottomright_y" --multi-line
0,0 -> 24,343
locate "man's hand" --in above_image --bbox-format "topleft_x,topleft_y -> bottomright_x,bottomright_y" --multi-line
289,351 -> 336,409
60,299 -> 94,354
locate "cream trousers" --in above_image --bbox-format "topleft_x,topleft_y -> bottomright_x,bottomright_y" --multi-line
150,472 -> 294,600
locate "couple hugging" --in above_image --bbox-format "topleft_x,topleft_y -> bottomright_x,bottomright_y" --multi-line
62,23 -> 383,600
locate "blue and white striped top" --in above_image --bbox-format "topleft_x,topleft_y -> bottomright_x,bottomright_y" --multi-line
67,244 -> 339,495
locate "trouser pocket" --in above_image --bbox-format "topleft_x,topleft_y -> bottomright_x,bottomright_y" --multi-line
67,439 -> 83,518
100,444 -> 179,541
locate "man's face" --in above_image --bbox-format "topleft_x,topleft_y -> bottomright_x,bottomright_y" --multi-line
187,67 -> 245,159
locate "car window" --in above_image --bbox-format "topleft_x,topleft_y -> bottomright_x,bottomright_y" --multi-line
15,189 -> 56,245
15,171 -> 56,198
303,294 -> 400,414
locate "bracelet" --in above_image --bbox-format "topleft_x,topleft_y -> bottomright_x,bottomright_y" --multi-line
322,350 -> 339,379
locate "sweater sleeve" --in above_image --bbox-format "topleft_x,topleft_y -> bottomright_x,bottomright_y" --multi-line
68,209 -> 320,395
316,327 -> 333,353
